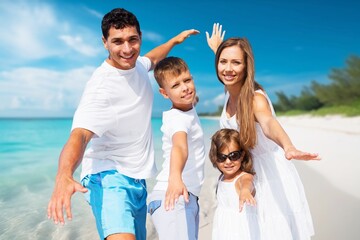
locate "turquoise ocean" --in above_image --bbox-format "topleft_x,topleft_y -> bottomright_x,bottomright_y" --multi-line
0,117 -> 219,240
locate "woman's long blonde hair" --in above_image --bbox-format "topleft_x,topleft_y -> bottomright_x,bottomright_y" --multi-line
215,38 -> 263,149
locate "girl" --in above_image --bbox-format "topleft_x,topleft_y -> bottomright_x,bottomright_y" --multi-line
209,128 -> 260,240
206,25 -> 320,240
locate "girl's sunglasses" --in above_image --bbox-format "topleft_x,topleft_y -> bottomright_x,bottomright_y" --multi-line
216,150 -> 242,163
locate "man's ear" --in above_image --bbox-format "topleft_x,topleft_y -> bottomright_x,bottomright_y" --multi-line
102,36 -> 108,50
159,88 -> 169,99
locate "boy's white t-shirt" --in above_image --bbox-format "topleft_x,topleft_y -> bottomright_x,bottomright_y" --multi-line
152,108 -> 206,196
72,57 -> 157,180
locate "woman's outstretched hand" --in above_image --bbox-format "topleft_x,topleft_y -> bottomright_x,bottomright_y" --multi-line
285,146 -> 321,161
206,23 -> 226,54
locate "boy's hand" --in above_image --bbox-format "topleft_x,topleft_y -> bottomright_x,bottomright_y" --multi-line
165,179 -> 189,211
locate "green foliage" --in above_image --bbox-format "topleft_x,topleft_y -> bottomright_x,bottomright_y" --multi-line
273,87 -> 323,112
274,55 -> 360,115
310,99 -> 360,116
311,56 -> 360,105
273,92 -> 294,112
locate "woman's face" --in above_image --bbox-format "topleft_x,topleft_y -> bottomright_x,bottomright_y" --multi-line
217,45 -> 246,87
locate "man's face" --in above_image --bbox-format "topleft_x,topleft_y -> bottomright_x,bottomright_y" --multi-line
102,26 -> 141,70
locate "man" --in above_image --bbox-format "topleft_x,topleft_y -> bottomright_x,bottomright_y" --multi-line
47,8 -> 198,240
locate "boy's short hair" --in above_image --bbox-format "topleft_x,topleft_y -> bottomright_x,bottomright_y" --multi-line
101,8 -> 141,40
154,57 -> 189,88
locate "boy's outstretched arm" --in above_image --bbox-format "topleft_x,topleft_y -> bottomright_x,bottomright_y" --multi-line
145,29 -> 199,70
165,131 -> 189,211
205,23 -> 225,54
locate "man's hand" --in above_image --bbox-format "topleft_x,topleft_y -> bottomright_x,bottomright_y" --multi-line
47,175 -> 88,225
172,29 -> 200,45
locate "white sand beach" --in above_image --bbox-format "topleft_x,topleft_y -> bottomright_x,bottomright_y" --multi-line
196,115 -> 360,240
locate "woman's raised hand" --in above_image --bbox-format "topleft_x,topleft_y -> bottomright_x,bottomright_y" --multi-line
206,23 -> 226,54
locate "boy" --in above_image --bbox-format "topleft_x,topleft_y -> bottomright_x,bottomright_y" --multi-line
47,8 -> 199,240
148,57 -> 206,240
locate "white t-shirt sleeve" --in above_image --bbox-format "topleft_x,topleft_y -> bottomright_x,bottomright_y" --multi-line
164,113 -> 190,138
72,83 -> 114,137
138,56 -> 152,72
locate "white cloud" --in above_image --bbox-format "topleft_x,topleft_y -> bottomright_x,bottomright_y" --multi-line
59,35 -> 101,57
83,6 -> 103,19
203,92 -> 225,107
0,66 -> 95,117
0,1 -> 102,64
141,30 -> 164,44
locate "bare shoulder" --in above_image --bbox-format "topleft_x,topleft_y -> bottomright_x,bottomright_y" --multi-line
253,92 -> 272,116
236,172 -> 254,183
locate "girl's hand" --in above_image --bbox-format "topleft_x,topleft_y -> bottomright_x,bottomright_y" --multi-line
239,189 -> 256,212
206,23 -> 226,54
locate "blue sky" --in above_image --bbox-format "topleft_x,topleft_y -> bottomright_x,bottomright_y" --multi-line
0,0 -> 359,118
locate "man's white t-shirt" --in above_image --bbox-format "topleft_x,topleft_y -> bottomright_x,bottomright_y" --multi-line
72,57 -> 157,180
152,108 -> 206,196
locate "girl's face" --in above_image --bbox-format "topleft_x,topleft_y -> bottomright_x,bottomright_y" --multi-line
217,45 -> 246,87
216,142 -> 243,181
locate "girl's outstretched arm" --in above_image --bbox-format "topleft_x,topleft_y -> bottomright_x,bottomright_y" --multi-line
253,93 -> 321,161
236,173 -> 256,212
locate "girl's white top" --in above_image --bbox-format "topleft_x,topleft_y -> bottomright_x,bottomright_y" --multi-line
212,172 -> 260,240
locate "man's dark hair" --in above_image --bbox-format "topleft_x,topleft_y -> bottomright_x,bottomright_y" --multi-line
101,8 -> 141,39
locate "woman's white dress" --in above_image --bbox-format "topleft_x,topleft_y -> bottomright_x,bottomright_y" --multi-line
219,90 -> 314,240
212,172 -> 260,240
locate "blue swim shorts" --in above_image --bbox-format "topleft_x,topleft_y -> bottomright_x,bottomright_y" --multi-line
81,170 -> 147,240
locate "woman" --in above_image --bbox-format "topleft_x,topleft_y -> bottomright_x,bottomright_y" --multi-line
206,24 -> 320,240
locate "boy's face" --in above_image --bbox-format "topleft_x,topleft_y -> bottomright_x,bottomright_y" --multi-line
102,26 -> 141,70
159,70 -> 196,111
